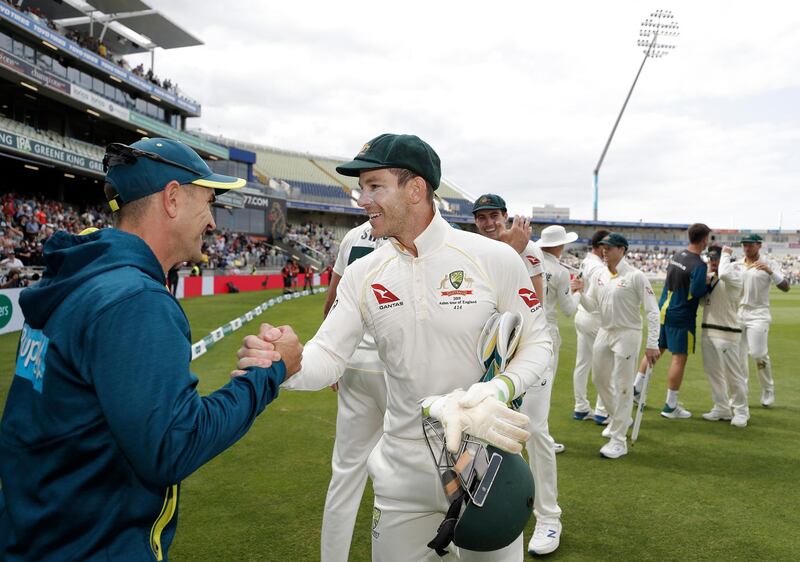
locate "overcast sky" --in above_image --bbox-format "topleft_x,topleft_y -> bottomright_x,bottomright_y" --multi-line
128,0 -> 800,229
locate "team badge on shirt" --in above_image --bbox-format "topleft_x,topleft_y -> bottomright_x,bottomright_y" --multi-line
437,270 -> 478,308
526,255 -> 541,267
438,270 -> 474,296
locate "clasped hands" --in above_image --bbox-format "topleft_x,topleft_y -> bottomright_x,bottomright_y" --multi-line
231,323 -> 303,378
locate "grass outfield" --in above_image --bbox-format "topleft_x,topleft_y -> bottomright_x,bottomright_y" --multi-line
1,286 -> 799,561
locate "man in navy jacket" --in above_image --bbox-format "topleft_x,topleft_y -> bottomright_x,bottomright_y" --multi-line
0,138 -> 302,561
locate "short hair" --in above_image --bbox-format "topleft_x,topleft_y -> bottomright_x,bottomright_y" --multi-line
688,223 -> 712,244
104,183 -> 156,225
591,229 -> 611,248
389,168 -> 434,204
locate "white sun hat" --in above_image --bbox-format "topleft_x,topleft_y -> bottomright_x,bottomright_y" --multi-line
535,225 -> 579,247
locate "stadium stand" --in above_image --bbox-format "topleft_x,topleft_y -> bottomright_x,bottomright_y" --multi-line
3,0 -> 799,290
0,116 -> 105,160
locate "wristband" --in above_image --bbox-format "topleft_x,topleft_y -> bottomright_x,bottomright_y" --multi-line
421,395 -> 447,419
490,376 -> 515,403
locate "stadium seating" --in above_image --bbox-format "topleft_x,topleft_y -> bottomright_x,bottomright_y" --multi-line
0,116 -> 105,161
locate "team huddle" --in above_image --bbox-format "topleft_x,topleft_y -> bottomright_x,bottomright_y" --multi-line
0,134 -> 790,561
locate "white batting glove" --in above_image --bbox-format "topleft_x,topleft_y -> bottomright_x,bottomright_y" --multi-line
429,389 -> 531,454
460,380 -> 513,407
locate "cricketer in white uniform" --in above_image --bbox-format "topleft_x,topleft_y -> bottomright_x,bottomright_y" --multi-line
536,226 -> 580,389
700,246 -> 748,427
320,221 -> 388,562
471,196 -> 563,556
571,230 -> 610,422
580,233 -> 660,459
241,135 -> 552,561
738,233 -> 790,407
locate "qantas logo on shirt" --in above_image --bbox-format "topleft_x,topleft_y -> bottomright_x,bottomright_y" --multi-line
518,288 -> 541,308
526,255 -> 541,267
371,284 -> 403,309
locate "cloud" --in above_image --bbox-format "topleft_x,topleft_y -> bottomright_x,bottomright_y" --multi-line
129,0 -> 800,228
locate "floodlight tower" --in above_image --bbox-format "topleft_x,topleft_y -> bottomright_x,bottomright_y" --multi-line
592,10 -> 679,221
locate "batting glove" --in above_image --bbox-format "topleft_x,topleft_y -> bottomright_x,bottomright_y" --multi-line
428,389 -> 531,454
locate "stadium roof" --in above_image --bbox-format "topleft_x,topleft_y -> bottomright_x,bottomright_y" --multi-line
193,133 -> 477,204
38,0 -> 203,54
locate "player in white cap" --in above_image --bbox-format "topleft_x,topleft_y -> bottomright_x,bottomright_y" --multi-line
700,245 -> 748,427
738,233 -> 790,407
571,230 -> 610,423
579,233 -> 660,459
319,221 -> 388,561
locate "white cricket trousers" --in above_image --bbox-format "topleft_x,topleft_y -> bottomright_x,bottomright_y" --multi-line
520,326 -> 561,525
701,332 -> 749,418
367,434 -> 523,561
321,368 -> 387,562
740,317 -> 773,393
591,328 -> 641,444
572,310 -> 608,416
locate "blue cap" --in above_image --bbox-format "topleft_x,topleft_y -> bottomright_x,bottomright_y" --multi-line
104,138 -> 245,210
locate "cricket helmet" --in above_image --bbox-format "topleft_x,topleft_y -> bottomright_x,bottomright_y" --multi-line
422,417 -> 534,554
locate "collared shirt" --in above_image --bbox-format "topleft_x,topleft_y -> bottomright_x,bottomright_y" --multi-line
540,251 -> 579,327
331,221 -> 387,373
284,210 -> 553,439
740,257 -> 782,321
702,253 -> 743,342
581,257 -> 660,349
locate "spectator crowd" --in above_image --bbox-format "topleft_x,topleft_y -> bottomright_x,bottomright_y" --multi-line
3,192 -> 799,289
282,222 -> 338,264
3,0 -> 183,95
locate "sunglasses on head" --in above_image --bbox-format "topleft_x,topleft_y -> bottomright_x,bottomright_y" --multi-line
102,143 -> 202,176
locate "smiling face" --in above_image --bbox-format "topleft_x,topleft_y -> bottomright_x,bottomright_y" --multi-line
176,184 -> 216,264
473,209 -> 508,241
356,169 -> 412,239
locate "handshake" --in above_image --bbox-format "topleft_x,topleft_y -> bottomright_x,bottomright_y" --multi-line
232,323 -> 304,379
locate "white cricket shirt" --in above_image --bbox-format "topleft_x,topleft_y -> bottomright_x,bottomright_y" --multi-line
581,257 -> 660,349
702,253 -> 743,343
540,251 -> 579,327
284,211 -> 553,439
332,221 -> 386,373
740,257 -> 782,322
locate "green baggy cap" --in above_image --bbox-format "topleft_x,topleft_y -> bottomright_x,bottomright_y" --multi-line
472,194 -> 507,214
740,233 -> 763,244
336,133 -> 441,189
598,232 -> 629,249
